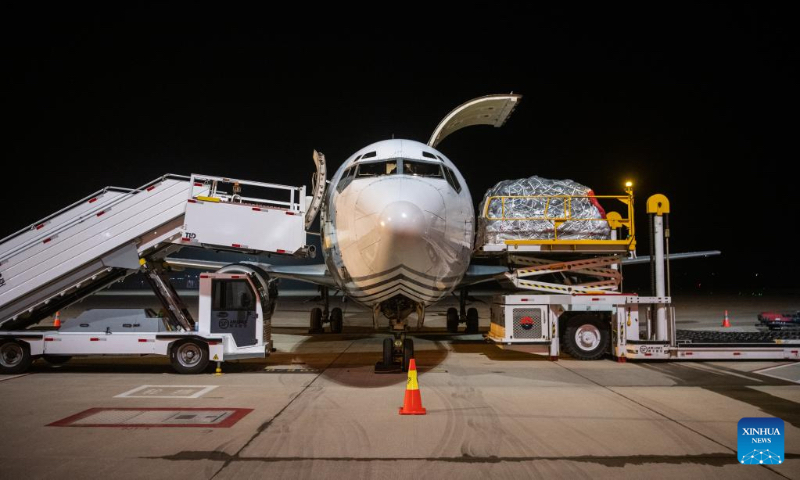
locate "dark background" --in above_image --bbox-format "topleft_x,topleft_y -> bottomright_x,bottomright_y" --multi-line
3,5 -> 795,292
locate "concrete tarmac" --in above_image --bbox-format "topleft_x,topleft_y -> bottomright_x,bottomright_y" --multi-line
1,294 -> 798,479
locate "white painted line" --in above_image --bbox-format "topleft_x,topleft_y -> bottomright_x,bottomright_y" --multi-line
753,362 -> 795,375
753,363 -> 800,384
115,385 -> 219,398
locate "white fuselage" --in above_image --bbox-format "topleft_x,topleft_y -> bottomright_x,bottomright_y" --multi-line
320,139 -> 473,319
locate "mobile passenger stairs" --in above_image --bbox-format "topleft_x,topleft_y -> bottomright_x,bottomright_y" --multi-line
481,185 -> 800,362
0,156 -> 327,374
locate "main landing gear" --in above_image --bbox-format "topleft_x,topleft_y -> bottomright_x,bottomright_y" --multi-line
446,288 -> 480,334
376,332 -> 414,373
308,287 -> 343,334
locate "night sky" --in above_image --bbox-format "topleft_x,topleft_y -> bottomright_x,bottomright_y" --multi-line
3,5 -> 795,291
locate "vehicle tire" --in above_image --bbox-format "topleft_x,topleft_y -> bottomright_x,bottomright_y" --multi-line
170,340 -> 209,374
402,338 -> 414,372
446,307 -> 459,333
43,355 -> 71,365
561,315 -> 610,360
330,307 -> 343,334
0,340 -> 33,375
310,307 -> 323,332
382,338 -> 393,367
466,307 -> 479,334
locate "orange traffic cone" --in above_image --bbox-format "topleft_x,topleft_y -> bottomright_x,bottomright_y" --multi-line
721,310 -> 731,328
399,358 -> 426,415
53,311 -> 61,328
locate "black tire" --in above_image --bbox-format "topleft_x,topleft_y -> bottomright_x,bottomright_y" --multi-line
43,355 -> 72,365
402,338 -> 414,372
382,338 -> 393,367
310,307 -> 323,332
169,340 -> 209,374
561,315 -> 610,360
0,340 -> 33,375
466,307 -> 479,333
330,307 -> 343,334
446,307 -> 459,333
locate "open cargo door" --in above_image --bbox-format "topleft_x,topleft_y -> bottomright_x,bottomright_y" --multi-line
428,93 -> 522,148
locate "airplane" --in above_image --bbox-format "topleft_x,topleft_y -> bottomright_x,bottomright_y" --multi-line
168,93 -> 719,372
170,94 -> 522,371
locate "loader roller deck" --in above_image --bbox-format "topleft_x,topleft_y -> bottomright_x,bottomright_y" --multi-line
676,329 -> 800,345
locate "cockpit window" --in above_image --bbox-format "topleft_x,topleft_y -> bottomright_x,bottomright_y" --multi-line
403,160 -> 443,178
336,166 -> 357,193
443,166 -> 462,193
357,161 -> 398,177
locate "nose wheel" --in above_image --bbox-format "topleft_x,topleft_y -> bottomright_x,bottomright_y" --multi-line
375,333 -> 414,373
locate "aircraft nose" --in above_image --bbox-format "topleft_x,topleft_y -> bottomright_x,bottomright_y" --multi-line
378,201 -> 426,244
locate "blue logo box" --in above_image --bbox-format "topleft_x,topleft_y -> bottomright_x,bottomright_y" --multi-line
738,417 -> 784,465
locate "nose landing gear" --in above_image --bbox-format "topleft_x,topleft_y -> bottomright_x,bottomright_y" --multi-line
375,332 -> 415,373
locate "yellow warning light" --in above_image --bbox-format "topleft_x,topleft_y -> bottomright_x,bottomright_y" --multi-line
625,181 -> 633,188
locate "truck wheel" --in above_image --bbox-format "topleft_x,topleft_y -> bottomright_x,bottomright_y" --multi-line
330,307 -> 343,334
309,307 -> 323,333
466,308 -> 479,334
170,340 -> 209,374
446,307 -> 459,333
43,355 -> 71,365
402,338 -> 414,371
0,340 -> 33,374
562,316 -> 609,360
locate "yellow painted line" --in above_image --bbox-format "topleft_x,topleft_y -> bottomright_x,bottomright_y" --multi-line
504,239 -> 631,245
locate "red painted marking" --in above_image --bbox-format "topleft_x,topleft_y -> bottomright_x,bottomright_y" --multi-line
188,199 -> 197,203
45,338 -> 54,342
96,211 -> 105,217
231,243 -> 241,248
252,207 -> 261,211
685,352 -> 693,356
733,352 -> 741,356
88,198 -> 97,203
285,211 -> 295,216
230,275 -> 240,279
200,274 -> 209,278
276,249 -> 287,254
47,408 -> 253,428
35,223 -> 44,230
43,238 -> 52,244
181,238 -> 191,242
138,339 -> 148,343
146,185 -> 156,191
644,353 -> 652,357
194,182 -> 203,187
207,341 -> 220,346
520,298 -> 528,302
90,338 -> 100,342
